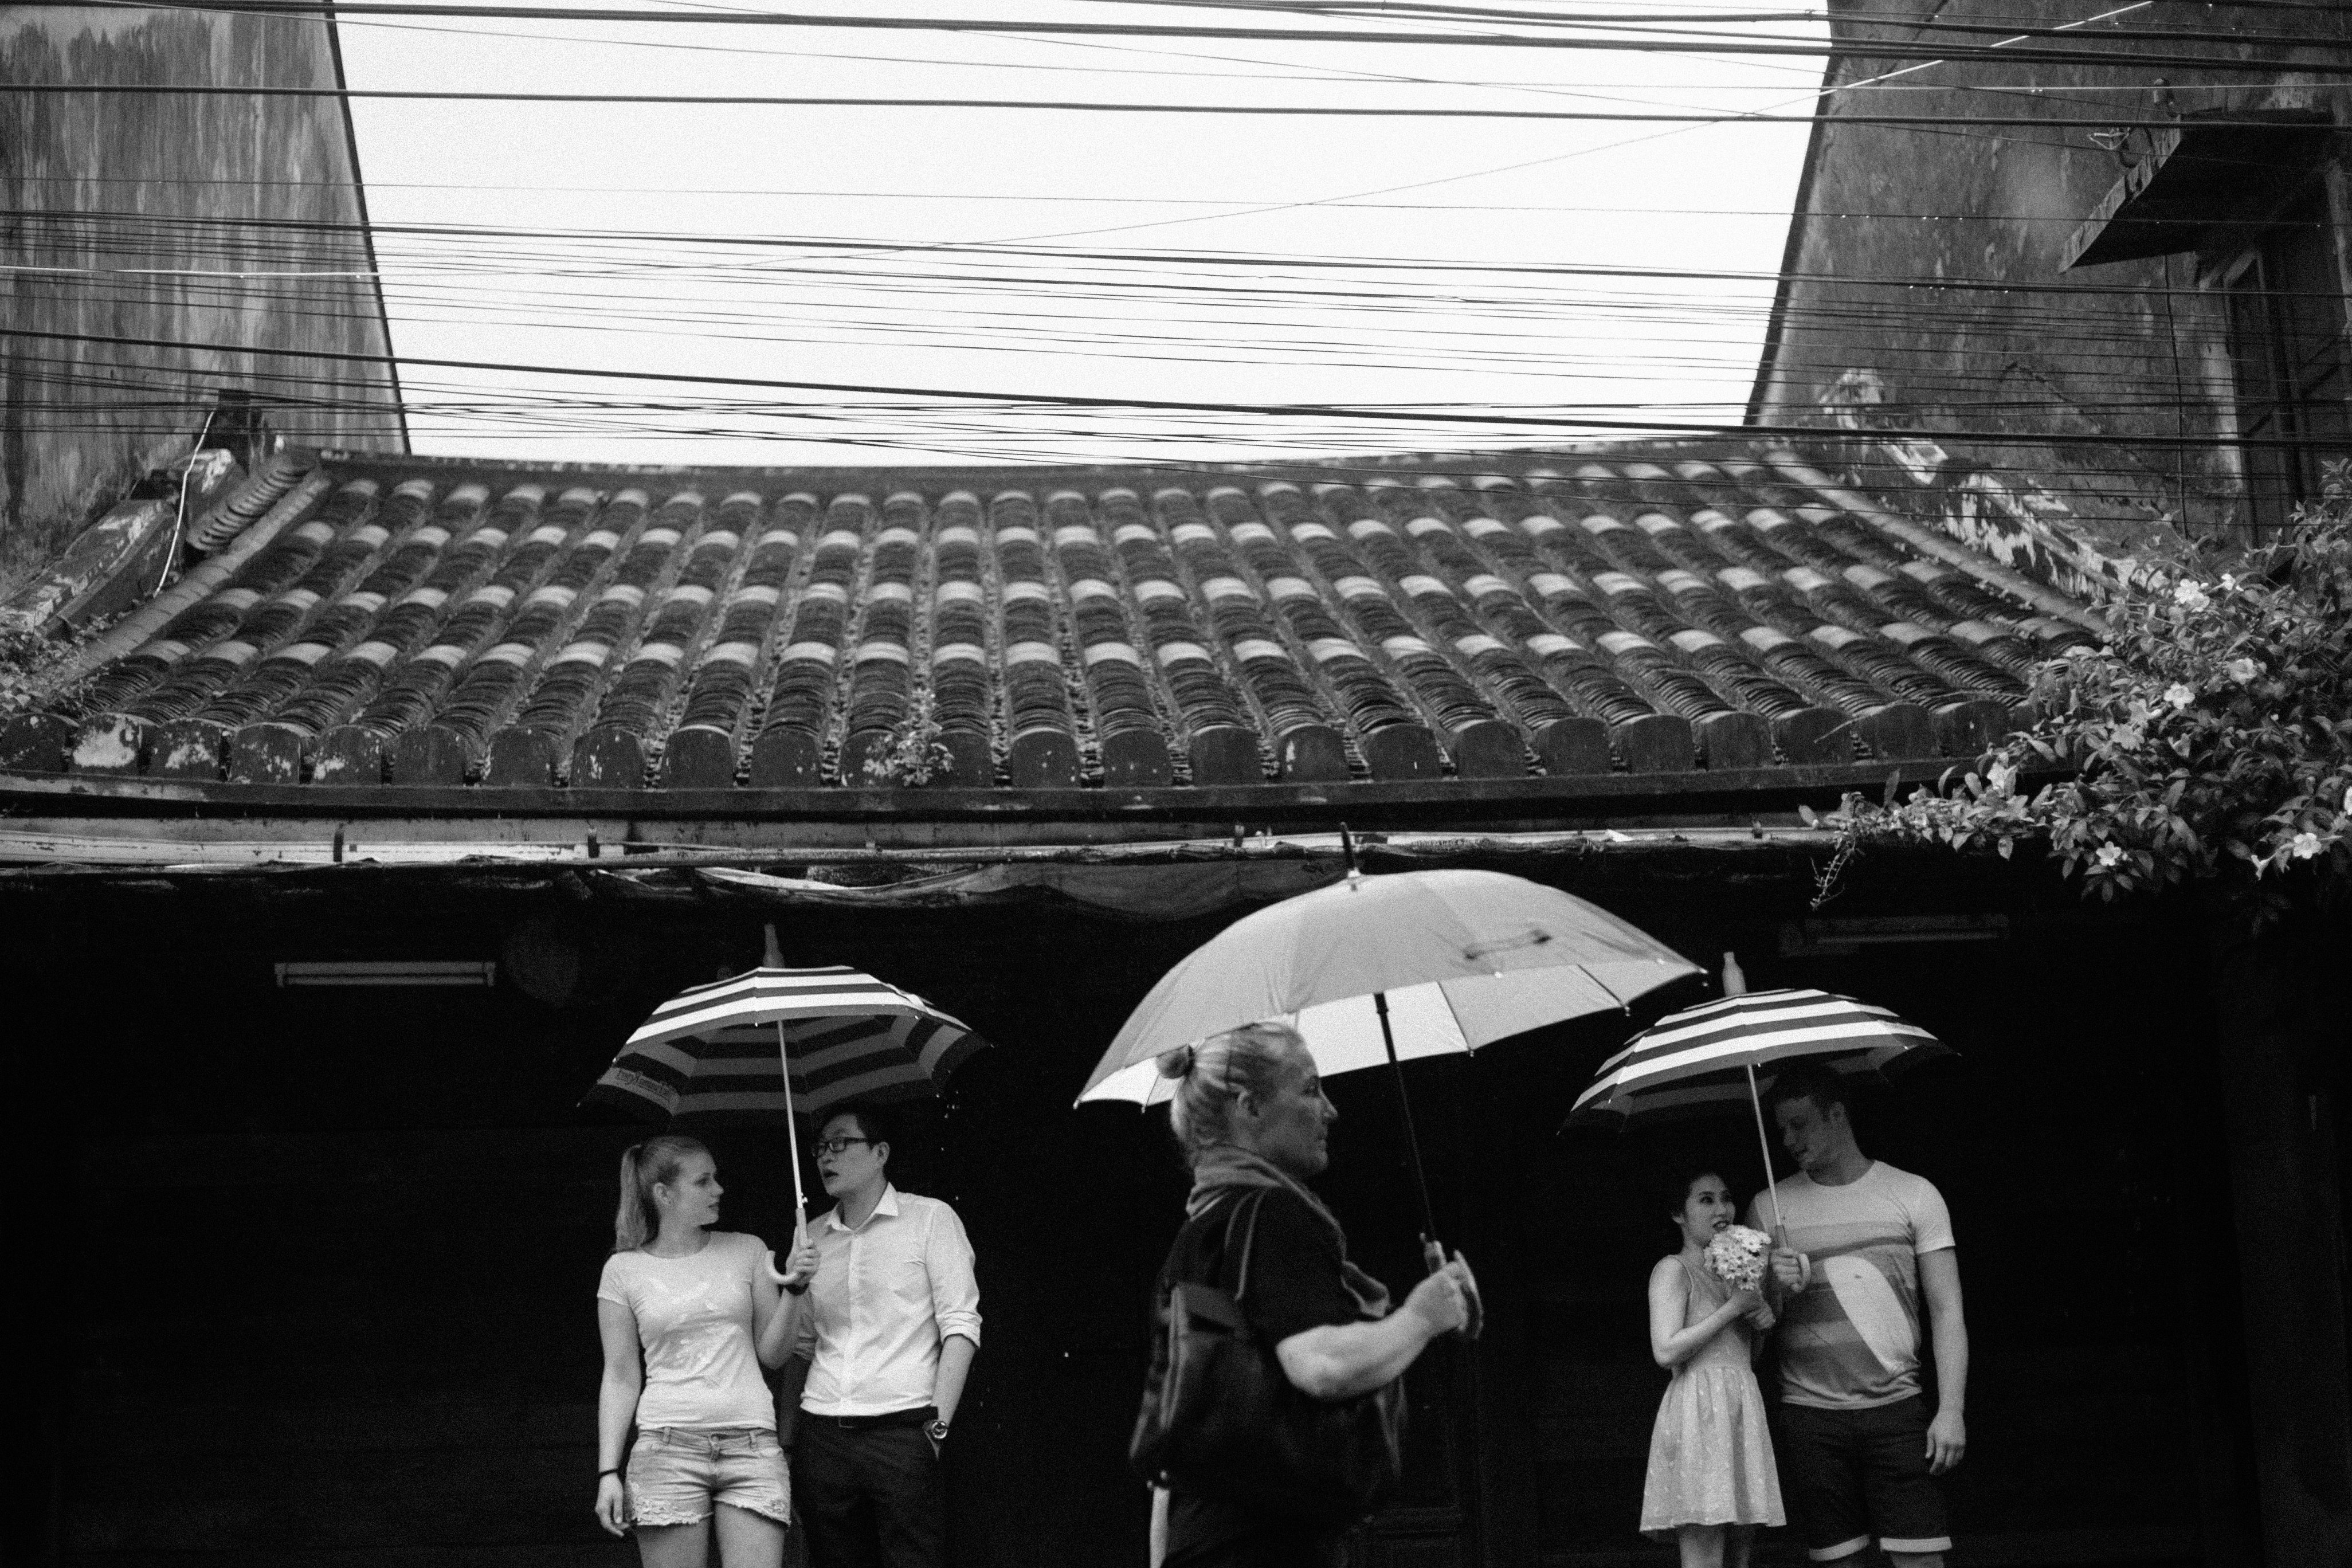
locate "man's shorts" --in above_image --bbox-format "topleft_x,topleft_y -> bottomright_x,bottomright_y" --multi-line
626,1425 -> 792,1528
1777,1397 -> 1951,1561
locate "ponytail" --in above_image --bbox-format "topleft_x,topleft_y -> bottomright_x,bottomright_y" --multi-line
1157,1020 -> 1306,1168
613,1134 -> 709,1252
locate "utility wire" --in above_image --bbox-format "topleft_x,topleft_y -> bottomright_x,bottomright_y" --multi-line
21,84 -> 2348,120
6,325 -> 2333,451
17,0 -> 2349,75
14,209 -> 2346,299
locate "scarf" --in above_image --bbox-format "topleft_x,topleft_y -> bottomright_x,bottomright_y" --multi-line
1185,1144 -> 1390,1320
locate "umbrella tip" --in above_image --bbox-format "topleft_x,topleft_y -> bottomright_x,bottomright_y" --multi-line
764,923 -> 784,969
1722,951 -> 1747,997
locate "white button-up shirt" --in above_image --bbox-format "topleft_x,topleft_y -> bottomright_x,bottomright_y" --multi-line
796,1185 -> 982,1417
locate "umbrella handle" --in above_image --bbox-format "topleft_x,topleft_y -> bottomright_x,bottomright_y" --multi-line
1421,1236 -> 1484,1342
764,927 -> 811,1225
779,1020 -> 807,1222
1744,1061 -> 1787,1239
1374,992 -> 1442,1242
1374,991 -> 1468,1335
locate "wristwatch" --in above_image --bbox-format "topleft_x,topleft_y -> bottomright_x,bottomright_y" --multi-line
926,1418 -> 950,1443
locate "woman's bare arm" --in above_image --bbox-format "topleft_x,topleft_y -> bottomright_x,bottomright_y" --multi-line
1647,1258 -> 1755,1370
1273,1262 -> 1469,1400
594,1298 -> 642,1536
597,1300 -> 642,1465
754,1233 -> 820,1369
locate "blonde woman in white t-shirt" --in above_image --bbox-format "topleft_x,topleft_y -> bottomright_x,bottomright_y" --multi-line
595,1135 -> 820,1567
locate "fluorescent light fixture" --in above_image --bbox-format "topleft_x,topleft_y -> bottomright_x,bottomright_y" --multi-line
276,961 -> 498,988
1779,916 -> 2009,957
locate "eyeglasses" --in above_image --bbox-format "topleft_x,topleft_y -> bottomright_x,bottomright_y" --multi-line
813,1137 -> 873,1157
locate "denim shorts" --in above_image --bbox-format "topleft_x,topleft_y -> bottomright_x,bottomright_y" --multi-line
627,1426 -> 792,1528
1777,1397 -> 1951,1561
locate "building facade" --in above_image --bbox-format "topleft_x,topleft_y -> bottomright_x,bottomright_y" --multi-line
1749,0 -> 2351,546
0,3 -> 406,603
0,444 -> 2340,1567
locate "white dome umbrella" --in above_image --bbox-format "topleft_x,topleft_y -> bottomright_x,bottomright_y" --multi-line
1079,853 -> 1700,1259
1083,968 -> 1656,1106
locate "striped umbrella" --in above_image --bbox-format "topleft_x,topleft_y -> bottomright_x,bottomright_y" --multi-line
585,927 -> 987,1216
1567,977 -> 1950,1232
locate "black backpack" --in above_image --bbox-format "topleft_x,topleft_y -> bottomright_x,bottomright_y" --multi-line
1129,1190 -> 1408,1528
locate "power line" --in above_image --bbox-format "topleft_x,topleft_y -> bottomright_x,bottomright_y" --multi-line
1049,0 -> 2347,36
19,0 -> 2348,75
5,324 -> 2331,451
15,209 -> 2347,300
16,84 -> 2346,121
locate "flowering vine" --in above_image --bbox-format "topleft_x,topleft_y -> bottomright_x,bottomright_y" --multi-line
1815,467 -> 2351,920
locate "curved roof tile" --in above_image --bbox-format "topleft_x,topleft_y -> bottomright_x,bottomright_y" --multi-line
9,446 -> 2096,792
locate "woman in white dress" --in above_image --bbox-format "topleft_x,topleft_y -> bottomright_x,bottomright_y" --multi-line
1640,1167 -> 1786,1568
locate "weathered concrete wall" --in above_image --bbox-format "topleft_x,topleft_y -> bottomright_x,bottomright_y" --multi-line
2208,906 -> 2352,1568
0,4 -> 405,599
1753,0 -> 2351,542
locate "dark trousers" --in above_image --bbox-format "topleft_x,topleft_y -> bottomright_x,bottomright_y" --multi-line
794,1417 -> 945,1568
1168,1529 -> 1347,1568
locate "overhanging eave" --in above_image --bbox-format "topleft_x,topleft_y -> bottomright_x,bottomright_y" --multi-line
2061,111 -> 2333,272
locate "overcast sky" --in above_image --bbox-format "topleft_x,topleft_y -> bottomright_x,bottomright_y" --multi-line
338,0 -> 1830,468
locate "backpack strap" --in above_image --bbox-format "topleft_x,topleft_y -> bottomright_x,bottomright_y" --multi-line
1173,1188 -> 1273,1305
1230,1189 -> 1271,1306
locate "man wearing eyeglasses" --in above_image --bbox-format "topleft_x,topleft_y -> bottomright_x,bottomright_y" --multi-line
789,1101 -> 981,1568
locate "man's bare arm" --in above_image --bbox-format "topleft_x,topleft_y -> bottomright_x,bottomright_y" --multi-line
932,1334 -> 977,1426
1919,1248 -> 1967,1475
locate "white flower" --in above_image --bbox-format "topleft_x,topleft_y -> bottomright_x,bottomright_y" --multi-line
2344,783 -> 2352,816
2289,832 -> 2324,861
2095,844 -> 2126,869
2172,581 -> 2211,612
1986,762 -> 2017,794
2225,657 -> 2262,684
2163,683 -> 2195,709
1703,1226 -> 1772,1291
2218,573 -> 2240,593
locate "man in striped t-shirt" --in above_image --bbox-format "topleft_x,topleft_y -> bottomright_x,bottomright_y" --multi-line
1749,1064 -> 1968,1568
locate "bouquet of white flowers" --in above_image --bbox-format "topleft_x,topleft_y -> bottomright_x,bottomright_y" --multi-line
1703,1224 -> 1771,1292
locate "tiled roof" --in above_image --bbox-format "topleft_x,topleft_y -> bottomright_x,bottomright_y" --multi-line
0,446 -> 2102,795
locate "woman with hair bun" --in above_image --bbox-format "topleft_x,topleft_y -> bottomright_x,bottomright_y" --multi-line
1145,1021 -> 1476,1568
595,1134 -> 820,1566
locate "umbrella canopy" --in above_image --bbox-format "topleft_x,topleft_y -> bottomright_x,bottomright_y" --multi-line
1079,864 -> 1694,1299
588,964 -> 989,1125
1079,868 -> 1700,1105
1565,987 -> 1950,1127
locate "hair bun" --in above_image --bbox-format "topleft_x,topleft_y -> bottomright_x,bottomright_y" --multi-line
1156,1044 -> 1197,1079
